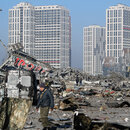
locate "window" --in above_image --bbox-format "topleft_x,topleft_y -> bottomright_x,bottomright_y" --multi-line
118,10 -> 122,17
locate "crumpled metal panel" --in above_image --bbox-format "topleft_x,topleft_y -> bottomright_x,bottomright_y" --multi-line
6,70 -> 32,99
20,76 -> 31,87
0,98 -> 32,130
9,99 -> 32,129
0,86 -> 4,101
7,74 -> 18,86
7,89 -> 19,98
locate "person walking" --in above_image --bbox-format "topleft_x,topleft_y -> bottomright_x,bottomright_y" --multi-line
79,77 -> 82,86
76,76 -> 79,86
36,83 -> 54,130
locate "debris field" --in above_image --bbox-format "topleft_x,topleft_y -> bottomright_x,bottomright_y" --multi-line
23,68 -> 130,130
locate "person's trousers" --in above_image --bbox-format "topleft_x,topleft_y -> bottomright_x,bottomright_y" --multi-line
40,107 -> 51,127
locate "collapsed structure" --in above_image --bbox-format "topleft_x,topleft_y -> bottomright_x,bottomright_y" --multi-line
0,43 -> 130,130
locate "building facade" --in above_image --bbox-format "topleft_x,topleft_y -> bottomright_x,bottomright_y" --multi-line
106,4 -> 130,63
83,25 -> 106,75
8,2 -> 71,68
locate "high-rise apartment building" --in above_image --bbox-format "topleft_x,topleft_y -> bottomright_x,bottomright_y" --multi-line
8,3 -> 35,56
83,25 -> 106,75
8,2 -> 71,68
106,4 -> 130,63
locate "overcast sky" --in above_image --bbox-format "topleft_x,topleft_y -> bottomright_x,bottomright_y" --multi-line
0,0 -> 130,69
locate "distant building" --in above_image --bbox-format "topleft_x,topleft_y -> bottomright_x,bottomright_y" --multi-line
103,48 -> 130,76
119,48 -> 130,77
8,2 -> 71,68
106,4 -> 130,63
83,25 -> 106,75
123,48 -> 130,64
102,57 -> 117,75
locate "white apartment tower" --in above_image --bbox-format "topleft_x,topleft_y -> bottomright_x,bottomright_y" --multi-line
8,2 -> 71,68
83,25 -> 106,75
8,3 -> 35,56
106,4 -> 130,63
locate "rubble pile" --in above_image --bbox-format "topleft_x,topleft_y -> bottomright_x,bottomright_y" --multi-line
23,69 -> 130,130
0,47 -> 129,129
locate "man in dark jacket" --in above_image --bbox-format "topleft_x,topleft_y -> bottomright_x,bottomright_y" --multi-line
36,83 -> 54,129
76,76 -> 79,86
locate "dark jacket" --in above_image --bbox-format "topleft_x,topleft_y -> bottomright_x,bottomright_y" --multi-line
76,77 -> 79,83
36,88 -> 54,109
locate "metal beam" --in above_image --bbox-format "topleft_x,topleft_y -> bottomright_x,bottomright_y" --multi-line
0,40 -> 7,50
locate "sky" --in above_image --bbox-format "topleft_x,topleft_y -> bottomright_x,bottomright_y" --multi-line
0,0 -> 130,69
